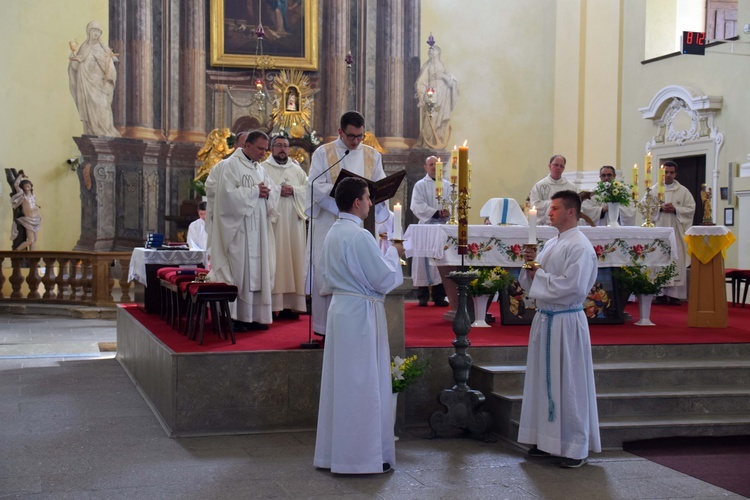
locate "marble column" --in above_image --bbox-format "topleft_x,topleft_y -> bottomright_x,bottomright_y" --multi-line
375,0 -> 408,149
403,1 -> 421,141
109,0 -> 128,133
321,0 -> 350,141
172,0 -> 207,143
122,0 -> 163,140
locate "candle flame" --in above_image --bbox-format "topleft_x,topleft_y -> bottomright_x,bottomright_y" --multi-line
633,163 -> 637,169
462,140 -> 468,147
646,151 -> 652,157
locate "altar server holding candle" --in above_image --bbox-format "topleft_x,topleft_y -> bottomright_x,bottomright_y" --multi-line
410,155 -> 452,307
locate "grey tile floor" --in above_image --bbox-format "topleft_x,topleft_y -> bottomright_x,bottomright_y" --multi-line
0,312 -> 745,499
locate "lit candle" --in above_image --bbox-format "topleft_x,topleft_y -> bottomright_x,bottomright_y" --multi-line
632,163 -> 638,199
658,164 -> 665,201
458,142 -> 469,195
645,152 -> 652,188
457,141 -> 469,255
528,205 -> 537,244
435,158 -> 443,198
450,146 -> 458,185
393,203 -> 402,239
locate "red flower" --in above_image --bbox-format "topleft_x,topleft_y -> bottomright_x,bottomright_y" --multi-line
467,242 -> 479,255
632,244 -> 644,256
594,245 -> 604,257
510,244 -> 522,256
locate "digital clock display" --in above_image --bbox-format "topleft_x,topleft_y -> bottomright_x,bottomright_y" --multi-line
682,31 -> 706,55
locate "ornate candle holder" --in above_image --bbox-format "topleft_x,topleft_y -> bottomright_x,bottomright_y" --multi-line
389,238 -> 408,266
438,182 -> 460,225
636,186 -> 660,227
521,243 -> 539,269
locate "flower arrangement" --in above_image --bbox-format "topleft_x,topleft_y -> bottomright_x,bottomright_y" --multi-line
391,355 -> 426,393
614,262 -> 677,295
467,266 -> 513,297
593,180 -> 633,206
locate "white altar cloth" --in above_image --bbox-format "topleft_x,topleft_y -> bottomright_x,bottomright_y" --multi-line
479,198 -> 528,226
404,225 -> 677,268
128,248 -> 205,286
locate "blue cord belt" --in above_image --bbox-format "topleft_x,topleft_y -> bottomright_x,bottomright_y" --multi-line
538,306 -> 584,422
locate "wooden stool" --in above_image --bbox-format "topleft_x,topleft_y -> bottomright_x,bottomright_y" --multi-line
186,283 -> 239,345
156,267 -> 185,319
736,270 -> 750,308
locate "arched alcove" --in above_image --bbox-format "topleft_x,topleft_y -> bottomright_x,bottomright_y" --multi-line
639,85 -> 724,213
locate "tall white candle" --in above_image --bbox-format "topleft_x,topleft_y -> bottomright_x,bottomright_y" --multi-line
528,205 -> 537,244
393,203 -> 403,239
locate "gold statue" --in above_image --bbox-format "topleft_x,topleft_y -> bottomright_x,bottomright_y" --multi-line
700,183 -> 714,225
195,128 -> 233,181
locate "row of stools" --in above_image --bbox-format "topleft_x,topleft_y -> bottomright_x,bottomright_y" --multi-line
725,268 -> 750,308
156,267 -> 239,344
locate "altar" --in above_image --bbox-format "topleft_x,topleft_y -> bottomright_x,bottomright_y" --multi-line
404,224 -> 677,323
128,248 -> 205,314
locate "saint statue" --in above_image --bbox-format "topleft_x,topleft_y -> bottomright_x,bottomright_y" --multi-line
700,183 -> 713,224
414,44 -> 459,150
286,90 -> 299,111
68,21 -> 120,137
7,170 -> 42,251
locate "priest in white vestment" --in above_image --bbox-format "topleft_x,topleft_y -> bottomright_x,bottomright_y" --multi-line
410,155 -> 452,306
518,190 -> 601,468
313,177 -> 405,474
262,135 -> 308,317
205,131 -> 248,250
649,161 -> 696,304
305,111 -> 389,336
529,155 -> 577,225
581,166 -> 636,226
207,131 -> 280,329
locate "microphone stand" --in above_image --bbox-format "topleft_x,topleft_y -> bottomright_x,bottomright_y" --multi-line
301,149 -> 349,349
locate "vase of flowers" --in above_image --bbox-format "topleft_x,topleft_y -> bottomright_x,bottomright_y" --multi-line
614,263 -> 677,326
593,180 -> 632,227
467,267 -> 512,327
391,355 -> 426,439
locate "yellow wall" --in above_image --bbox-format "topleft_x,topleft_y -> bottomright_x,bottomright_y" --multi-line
0,0 -> 108,251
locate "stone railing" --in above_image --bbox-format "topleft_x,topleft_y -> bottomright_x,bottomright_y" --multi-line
0,252 -> 133,306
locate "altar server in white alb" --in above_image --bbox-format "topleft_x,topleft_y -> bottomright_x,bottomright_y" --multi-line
206,130 -> 280,331
305,111 -> 389,336
262,134 -> 308,319
410,155 -> 452,306
314,177 -> 405,474
529,155 -> 577,225
518,190 -> 600,469
581,166 -> 636,226
650,160 -> 695,305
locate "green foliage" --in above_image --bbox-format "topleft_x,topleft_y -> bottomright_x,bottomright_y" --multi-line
391,355 -> 426,393
594,180 -> 633,206
467,266 -> 513,297
191,176 -> 207,197
614,262 -> 677,295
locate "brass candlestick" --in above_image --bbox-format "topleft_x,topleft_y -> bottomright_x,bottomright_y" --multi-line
636,186 -> 660,227
521,243 -> 539,269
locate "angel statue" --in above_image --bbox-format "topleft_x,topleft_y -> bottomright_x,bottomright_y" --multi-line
701,183 -> 713,225
195,128 -> 233,181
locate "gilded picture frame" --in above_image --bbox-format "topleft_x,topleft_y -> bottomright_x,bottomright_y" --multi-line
210,0 -> 319,70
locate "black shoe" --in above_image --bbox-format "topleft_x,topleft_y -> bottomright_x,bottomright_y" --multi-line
382,463 -> 392,473
527,446 -> 552,457
666,297 -> 682,306
247,322 -> 269,331
485,313 -> 496,324
433,300 -> 449,307
232,320 -> 250,332
560,457 -> 588,468
313,331 -> 325,338
418,301 -> 429,307
277,309 -> 300,320
653,296 -> 668,305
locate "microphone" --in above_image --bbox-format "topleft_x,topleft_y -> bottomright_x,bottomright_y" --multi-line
302,149 -> 349,349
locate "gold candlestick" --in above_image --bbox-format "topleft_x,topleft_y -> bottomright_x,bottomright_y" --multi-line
521,243 -> 539,269
636,186 -> 660,227
440,182 -> 460,225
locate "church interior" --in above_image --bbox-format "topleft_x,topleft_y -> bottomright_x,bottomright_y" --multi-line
2,0 -> 750,496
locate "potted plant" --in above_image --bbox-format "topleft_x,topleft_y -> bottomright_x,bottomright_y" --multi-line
614,262 -> 677,326
467,266 -> 512,327
593,180 -> 633,226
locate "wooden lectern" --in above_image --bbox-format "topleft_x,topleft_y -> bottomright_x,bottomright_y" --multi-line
685,226 -> 736,328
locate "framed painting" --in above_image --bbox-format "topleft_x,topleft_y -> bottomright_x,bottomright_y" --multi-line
499,267 -> 625,326
210,0 -> 319,70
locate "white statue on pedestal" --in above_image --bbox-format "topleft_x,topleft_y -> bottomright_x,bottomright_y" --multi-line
414,44 -> 459,150
68,21 -> 121,137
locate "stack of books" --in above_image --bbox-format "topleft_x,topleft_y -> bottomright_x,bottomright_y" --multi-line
145,233 -> 164,249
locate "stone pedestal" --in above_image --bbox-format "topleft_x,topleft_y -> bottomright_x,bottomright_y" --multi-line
73,136 -> 199,251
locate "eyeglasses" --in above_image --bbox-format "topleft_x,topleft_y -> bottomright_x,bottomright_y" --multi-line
345,133 -> 365,141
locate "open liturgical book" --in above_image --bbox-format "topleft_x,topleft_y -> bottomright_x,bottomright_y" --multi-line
329,169 -> 406,205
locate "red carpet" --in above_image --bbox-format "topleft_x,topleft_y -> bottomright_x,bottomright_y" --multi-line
624,436 -> 750,497
121,301 -> 750,353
